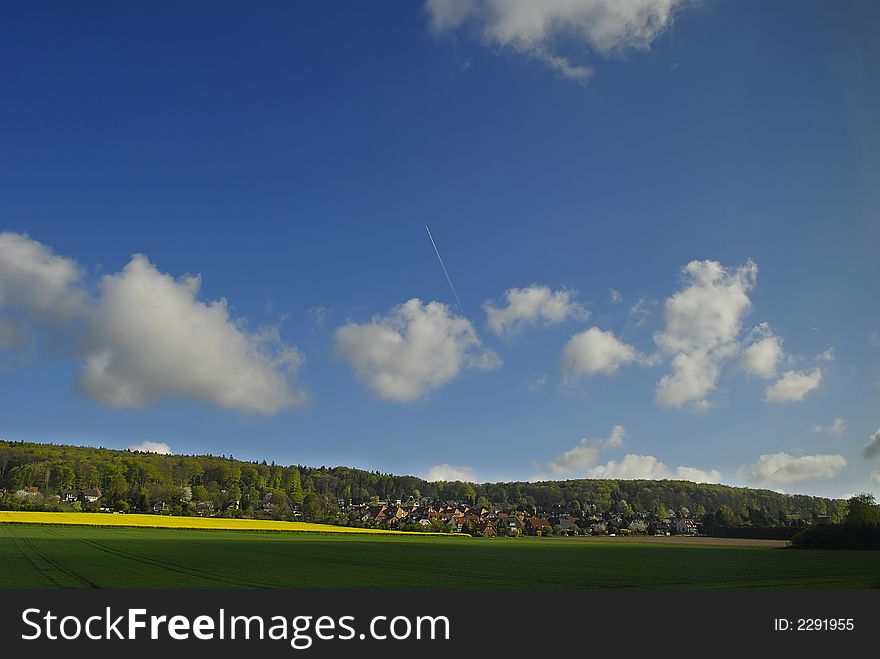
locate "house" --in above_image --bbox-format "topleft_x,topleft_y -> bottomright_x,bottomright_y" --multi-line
556,517 -> 581,536
388,506 -> 409,522
83,488 -> 102,503
524,517 -> 552,536
674,518 -> 699,535
60,490 -> 79,503
496,515 -> 523,535
472,520 -> 496,537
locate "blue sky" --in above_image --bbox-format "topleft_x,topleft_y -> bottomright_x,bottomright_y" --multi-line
1,0 -> 878,498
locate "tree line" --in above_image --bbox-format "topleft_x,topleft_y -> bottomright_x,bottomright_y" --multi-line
0,440 -> 846,525
790,494 -> 880,549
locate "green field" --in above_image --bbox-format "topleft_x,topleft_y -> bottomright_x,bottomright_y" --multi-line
2,523 -> 879,588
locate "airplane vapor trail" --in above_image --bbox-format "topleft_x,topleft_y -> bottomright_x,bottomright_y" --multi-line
425,225 -> 464,313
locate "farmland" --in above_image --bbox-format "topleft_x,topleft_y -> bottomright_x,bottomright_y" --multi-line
0,510 -> 412,535
2,520 -> 879,589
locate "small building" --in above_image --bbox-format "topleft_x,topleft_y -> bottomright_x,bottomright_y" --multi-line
60,490 -> 80,503
524,517 -> 552,536
674,518 -> 699,535
82,488 -> 102,503
473,520 -> 497,537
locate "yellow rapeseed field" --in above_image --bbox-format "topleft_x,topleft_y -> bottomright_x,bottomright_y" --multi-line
0,510 -> 414,535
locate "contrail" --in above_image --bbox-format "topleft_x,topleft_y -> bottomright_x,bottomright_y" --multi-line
425,225 -> 463,313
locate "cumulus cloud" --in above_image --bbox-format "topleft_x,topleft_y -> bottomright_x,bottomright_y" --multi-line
864,428 -> 880,460
586,453 -> 722,483
77,255 -> 304,414
654,260 -> 758,408
484,284 -> 587,336
743,452 -> 847,485
334,298 -> 499,402
424,464 -> 477,482
128,441 -> 172,455
674,466 -> 723,484
0,232 -> 85,349
764,369 -> 823,403
740,323 -> 784,379
548,425 -> 625,476
425,0 -> 688,82
609,289 -> 622,304
561,327 -> 641,378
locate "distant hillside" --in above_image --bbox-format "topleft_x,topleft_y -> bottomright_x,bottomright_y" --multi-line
0,440 -> 846,524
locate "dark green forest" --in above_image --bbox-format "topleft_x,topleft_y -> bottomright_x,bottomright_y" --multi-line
0,440 -> 846,525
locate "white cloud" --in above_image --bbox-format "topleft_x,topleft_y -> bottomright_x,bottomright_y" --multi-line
588,454 -> 670,479
0,232 -> 85,349
740,323 -> 783,379
128,441 -> 172,455
829,418 -> 846,437
609,289 -> 622,304
871,470 -> 880,486
561,327 -> 640,378
77,254 -> 304,415
426,0 -> 688,82
744,452 -> 847,485
674,466 -> 723,484
655,259 -> 758,408
484,284 -> 587,336
864,428 -> 880,460
629,296 -> 653,327
548,425 -> 625,476
765,369 -> 823,403
424,464 -> 477,482
816,347 -> 835,362
334,298 -> 499,402
585,453 -> 722,483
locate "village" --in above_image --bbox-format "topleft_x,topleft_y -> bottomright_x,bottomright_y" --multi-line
10,484 -> 705,536
9,476 -> 831,538
340,499 -> 702,537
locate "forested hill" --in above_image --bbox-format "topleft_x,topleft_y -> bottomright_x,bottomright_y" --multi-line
0,440 -> 845,523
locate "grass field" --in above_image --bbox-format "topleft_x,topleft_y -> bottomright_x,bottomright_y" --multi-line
2,522 -> 879,588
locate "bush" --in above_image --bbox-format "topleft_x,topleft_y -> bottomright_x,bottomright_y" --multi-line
791,523 -> 880,549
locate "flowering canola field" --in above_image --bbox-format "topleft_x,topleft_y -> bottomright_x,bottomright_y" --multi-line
0,510 -> 408,534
